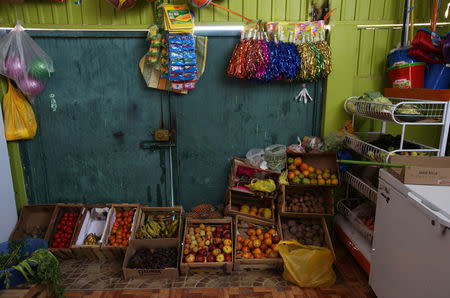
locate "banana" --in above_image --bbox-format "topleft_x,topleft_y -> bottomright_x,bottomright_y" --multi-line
146,223 -> 159,237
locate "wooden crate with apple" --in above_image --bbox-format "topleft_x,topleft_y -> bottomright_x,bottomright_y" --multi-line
286,152 -> 340,187
223,189 -> 275,223
234,215 -> 283,271
279,185 -> 334,217
180,218 -> 233,275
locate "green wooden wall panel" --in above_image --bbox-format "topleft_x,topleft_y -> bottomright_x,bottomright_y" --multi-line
355,0 -> 371,21
370,28 -> 389,76
369,0 -> 385,21
228,0 -> 243,22
341,0 -> 356,21
285,0 -> 300,21
383,0 -> 401,23
257,0 -> 272,21
356,29 -> 374,76
66,1 -> 83,25
214,0 -> 229,22
243,0 -> 258,20
272,0 -> 286,21
299,0 -> 311,21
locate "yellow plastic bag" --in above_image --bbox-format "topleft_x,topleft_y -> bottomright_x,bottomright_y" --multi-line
278,240 -> 336,288
245,178 -> 276,193
2,79 -> 37,141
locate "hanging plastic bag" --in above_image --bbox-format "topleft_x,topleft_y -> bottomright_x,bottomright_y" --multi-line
0,23 -> 53,99
2,79 -> 37,141
245,178 -> 276,193
278,240 -> 336,288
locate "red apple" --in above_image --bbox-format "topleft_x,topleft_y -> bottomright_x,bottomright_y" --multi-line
219,243 -> 224,250
224,254 -> 232,262
223,232 -> 231,239
223,224 -> 230,230
198,248 -> 207,256
195,254 -> 205,263
207,254 -> 216,262
216,226 -> 224,234
185,254 -> 195,263
214,237 -> 222,245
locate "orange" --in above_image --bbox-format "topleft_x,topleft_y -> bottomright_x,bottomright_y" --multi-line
250,235 -> 257,241
248,241 -> 254,250
308,166 -> 315,173
268,228 -> 276,235
288,164 -> 297,171
316,169 -> 323,175
237,243 -> 243,251
302,170 -> 310,177
264,232 -> 271,239
300,163 -> 308,171
252,248 -> 262,254
258,234 -> 264,241
293,157 -> 302,166
318,179 -> 325,185
237,235 -> 244,243
123,211 -> 129,217
331,178 -> 339,185
247,229 -> 256,236
242,246 -> 250,253
256,228 -> 263,236
249,210 -> 257,216
294,170 -> 301,176
264,238 -> 272,246
244,238 -> 251,247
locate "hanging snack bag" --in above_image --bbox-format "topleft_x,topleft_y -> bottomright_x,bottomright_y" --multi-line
0,24 -> 53,99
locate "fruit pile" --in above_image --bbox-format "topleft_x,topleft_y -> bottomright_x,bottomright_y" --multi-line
135,214 -> 179,239
183,223 -> 233,263
361,216 -> 375,231
128,247 -> 178,269
285,189 -> 328,214
281,218 -> 326,247
106,209 -> 135,247
287,157 -> 338,185
236,226 -> 280,259
49,211 -> 79,248
239,204 -> 272,219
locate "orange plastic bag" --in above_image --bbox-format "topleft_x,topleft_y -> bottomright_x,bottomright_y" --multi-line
278,240 -> 336,288
2,79 -> 37,141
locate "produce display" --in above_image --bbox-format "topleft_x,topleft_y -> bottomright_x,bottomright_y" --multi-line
367,134 -> 426,156
287,157 -> 338,185
281,218 -> 326,247
20,226 -> 47,239
106,209 -> 135,247
83,233 -> 101,245
127,247 -> 177,270
360,216 -> 375,231
238,205 -> 272,219
185,204 -> 223,219
236,223 -> 281,259
135,214 -> 179,239
49,211 -> 79,248
183,223 -> 233,263
284,189 -> 329,214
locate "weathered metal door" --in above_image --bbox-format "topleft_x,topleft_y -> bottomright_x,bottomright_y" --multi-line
20,32 -> 322,209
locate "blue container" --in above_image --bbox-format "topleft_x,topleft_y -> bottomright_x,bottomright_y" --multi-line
388,47 -> 418,67
424,64 -> 450,89
0,238 -> 48,289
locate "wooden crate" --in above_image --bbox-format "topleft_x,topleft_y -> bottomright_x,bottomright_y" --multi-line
71,204 -> 111,261
279,185 -> 334,217
234,215 -> 283,271
101,204 -> 140,260
223,189 -> 275,223
229,157 -> 280,199
132,206 -> 183,242
10,204 -> 56,242
180,218 -> 233,275
278,214 -> 335,260
46,203 -> 85,259
123,239 -> 179,279
285,152 -> 340,187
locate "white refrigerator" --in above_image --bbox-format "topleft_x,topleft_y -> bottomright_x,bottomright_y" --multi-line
369,169 -> 450,298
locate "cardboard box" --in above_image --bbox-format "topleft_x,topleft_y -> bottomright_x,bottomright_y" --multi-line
234,215 -> 283,271
278,214 -> 335,260
10,204 -> 56,241
223,189 -> 275,223
389,156 -> 450,185
71,205 -> 110,261
132,206 -> 183,241
46,204 -> 85,259
123,239 -> 179,279
279,185 -> 334,217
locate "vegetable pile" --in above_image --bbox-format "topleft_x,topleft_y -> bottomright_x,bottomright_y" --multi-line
106,209 -> 135,247
287,157 -> 338,185
49,211 -> 79,248
285,189 -> 328,214
282,218 -> 326,247
127,247 -> 177,269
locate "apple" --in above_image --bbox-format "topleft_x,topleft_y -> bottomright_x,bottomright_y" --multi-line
223,224 -> 230,230
207,254 -> 216,262
260,243 -> 267,251
206,231 -> 212,237
223,245 -> 232,254
185,238 -> 191,244
272,235 -> 280,244
223,239 -> 232,246
224,254 -> 232,262
189,230 -> 195,236
212,248 -> 221,256
211,227 -> 216,232
215,232 -> 223,238
214,238 -> 222,245
216,254 -> 224,262
192,246 -> 199,253
223,232 -> 231,239
199,224 -> 205,230
185,254 -> 195,263
200,230 -> 206,237
195,254 -> 205,263
219,243 -> 224,250
205,239 -> 210,246
216,226 -> 224,234
198,248 -> 207,256
192,240 -> 198,246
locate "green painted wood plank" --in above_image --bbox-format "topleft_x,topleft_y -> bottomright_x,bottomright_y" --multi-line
7,142 -> 28,212
355,0 -> 370,21
272,0 -> 286,21
51,2 -> 69,25
228,0 -> 243,22
37,2 -> 54,24
340,0 -> 356,21
243,0 -> 257,20
369,0 -> 385,21
388,27 -> 402,49
113,7 -> 127,25
0,4 -> 13,25
99,0 -> 115,25
357,29 -> 375,76
139,3 -> 154,25
21,3 -> 40,24
383,0 -> 401,22
125,2 -> 143,25
66,0 -> 83,26
285,0 -> 300,21
370,28 -> 389,76
81,0 -> 100,25
257,0 -> 272,21
354,29 -> 361,76
299,0 -> 310,21
214,0 -> 229,22
199,4 -> 214,23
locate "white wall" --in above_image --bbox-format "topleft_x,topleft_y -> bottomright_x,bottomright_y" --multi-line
0,98 -> 17,242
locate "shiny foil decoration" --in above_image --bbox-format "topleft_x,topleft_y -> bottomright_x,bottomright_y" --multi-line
308,42 -> 324,79
254,40 -> 269,80
297,43 -> 317,81
227,39 -> 250,79
245,39 -> 261,79
314,40 -> 332,78
262,41 -> 280,82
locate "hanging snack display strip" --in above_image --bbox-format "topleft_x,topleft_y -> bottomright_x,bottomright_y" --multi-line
167,34 -> 198,91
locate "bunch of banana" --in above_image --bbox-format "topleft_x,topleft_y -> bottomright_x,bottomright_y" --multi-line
135,216 -> 179,239
83,233 -> 100,245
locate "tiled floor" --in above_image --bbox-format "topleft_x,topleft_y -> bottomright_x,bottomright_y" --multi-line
60,240 -> 375,297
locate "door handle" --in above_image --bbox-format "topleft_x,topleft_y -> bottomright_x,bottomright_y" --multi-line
380,192 -> 390,203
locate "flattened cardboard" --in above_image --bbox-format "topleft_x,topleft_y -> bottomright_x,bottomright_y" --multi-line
389,156 -> 450,185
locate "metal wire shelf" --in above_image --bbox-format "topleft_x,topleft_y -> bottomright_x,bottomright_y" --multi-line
336,199 -> 374,243
343,133 -> 439,163
344,96 -> 447,124
342,171 -> 377,204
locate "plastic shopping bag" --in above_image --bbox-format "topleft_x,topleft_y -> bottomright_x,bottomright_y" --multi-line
0,23 -> 53,99
245,178 -> 276,193
2,79 -> 37,141
278,240 -> 336,288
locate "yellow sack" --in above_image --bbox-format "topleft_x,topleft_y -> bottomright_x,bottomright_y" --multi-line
245,178 -> 276,193
2,79 -> 37,141
278,240 -> 336,288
